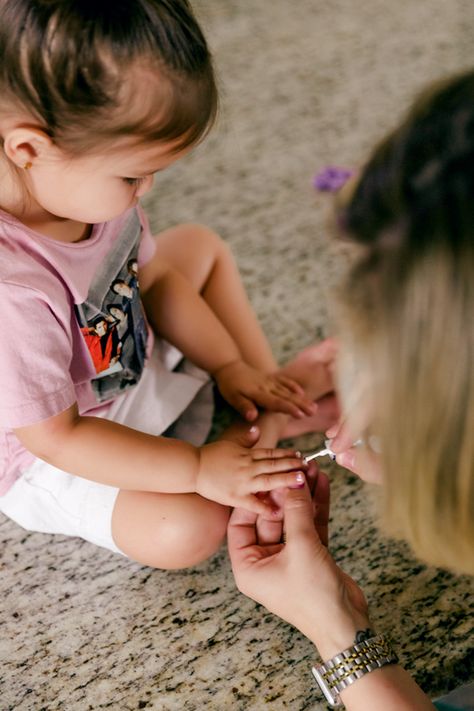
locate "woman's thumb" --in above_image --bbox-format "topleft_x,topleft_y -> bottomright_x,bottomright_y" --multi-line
283,484 -> 319,543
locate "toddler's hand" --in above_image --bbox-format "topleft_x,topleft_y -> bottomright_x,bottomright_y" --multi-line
196,436 -> 307,516
213,359 -> 316,421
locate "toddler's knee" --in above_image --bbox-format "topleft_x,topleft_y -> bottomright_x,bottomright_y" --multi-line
184,223 -> 230,259
152,500 -> 229,570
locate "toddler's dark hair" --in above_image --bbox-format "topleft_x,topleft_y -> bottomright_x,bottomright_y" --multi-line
0,0 -> 217,152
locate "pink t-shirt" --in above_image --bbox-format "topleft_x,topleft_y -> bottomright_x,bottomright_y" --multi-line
0,206 -> 156,494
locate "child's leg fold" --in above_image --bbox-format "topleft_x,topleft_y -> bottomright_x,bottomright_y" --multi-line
153,223 -> 339,434
153,223 -> 278,371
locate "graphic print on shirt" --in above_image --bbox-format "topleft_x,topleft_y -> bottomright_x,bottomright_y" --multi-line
75,210 -> 148,403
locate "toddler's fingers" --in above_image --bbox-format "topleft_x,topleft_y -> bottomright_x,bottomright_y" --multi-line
270,383 -> 317,415
273,374 -> 306,396
264,393 -> 313,419
250,470 -> 306,493
252,447 -> 302,461
252,456 -> 307,474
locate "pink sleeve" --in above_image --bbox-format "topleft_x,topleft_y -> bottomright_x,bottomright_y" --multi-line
136,205 -> 157,267
0,283 -> 76,428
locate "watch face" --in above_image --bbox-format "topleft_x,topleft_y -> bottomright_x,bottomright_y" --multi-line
311,666 -> 341,707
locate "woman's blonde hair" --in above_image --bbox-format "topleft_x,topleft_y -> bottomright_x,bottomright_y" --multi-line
336,71 -> 474,575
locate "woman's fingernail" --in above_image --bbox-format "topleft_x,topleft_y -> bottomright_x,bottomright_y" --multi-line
326,425 -> 338,437
337,451 -> 355,469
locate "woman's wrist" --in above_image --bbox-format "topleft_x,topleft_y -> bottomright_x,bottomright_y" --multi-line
302,607 -> 373,662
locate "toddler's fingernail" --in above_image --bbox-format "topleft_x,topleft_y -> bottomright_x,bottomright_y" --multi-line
295,472 -> 305,483
295,450 -> 302,458
249,425 -> 258,433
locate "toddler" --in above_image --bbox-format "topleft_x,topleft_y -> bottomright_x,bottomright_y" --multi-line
0,0 -> 334,568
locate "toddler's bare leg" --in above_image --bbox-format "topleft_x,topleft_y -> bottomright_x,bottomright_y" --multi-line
152,224 -> 339,435
111,489 -> 230,569
152,223 -> 277,371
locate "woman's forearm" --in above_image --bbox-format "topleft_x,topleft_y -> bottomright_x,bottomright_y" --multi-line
336,663 -> 435,710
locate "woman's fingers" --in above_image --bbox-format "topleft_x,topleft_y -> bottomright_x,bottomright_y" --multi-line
227,506 -> 259,552
240,495 -> 281,518
283,483 -> 324,545
312,471 -> 330,547
336,446 -> 382,483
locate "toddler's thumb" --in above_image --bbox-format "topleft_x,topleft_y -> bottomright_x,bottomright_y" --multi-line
283,484 -> 319,544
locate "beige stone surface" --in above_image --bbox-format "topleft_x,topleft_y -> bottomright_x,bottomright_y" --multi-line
1,2 -> 473,709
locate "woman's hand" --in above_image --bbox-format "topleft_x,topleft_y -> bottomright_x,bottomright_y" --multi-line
213,359 -> 317,421
326,421 -> 382,484
196,433 -> 308,517
227,473 -> 371,660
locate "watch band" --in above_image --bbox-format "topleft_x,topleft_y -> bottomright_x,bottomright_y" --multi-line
311,634 -> 398,707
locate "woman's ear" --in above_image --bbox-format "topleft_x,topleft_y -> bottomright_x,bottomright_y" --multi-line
2,125 -> 54,169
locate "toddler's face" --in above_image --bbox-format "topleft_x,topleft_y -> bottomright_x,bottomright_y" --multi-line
25,138 -> 187,224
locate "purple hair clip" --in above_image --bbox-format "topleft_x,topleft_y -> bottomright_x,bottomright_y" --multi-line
313,165 -> 354,193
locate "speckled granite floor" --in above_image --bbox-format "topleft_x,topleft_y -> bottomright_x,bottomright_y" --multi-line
1,1 -> 474,709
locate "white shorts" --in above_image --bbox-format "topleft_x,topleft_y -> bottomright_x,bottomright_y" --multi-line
0,343 -> 214,555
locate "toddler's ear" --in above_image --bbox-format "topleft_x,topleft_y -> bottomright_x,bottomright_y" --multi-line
3,125 -> 54,168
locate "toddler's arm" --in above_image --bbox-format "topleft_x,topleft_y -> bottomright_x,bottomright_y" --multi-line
13,405 -> 306,516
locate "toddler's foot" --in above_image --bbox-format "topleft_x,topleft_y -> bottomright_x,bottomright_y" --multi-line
282,392 -> 340,437
278,338 -> 340,437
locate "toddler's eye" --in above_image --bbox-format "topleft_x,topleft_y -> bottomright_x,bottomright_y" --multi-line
122,177 -> 144,186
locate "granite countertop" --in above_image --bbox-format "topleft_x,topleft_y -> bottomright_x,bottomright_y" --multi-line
1,453 -> 473,709
2,0 -> 474,708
